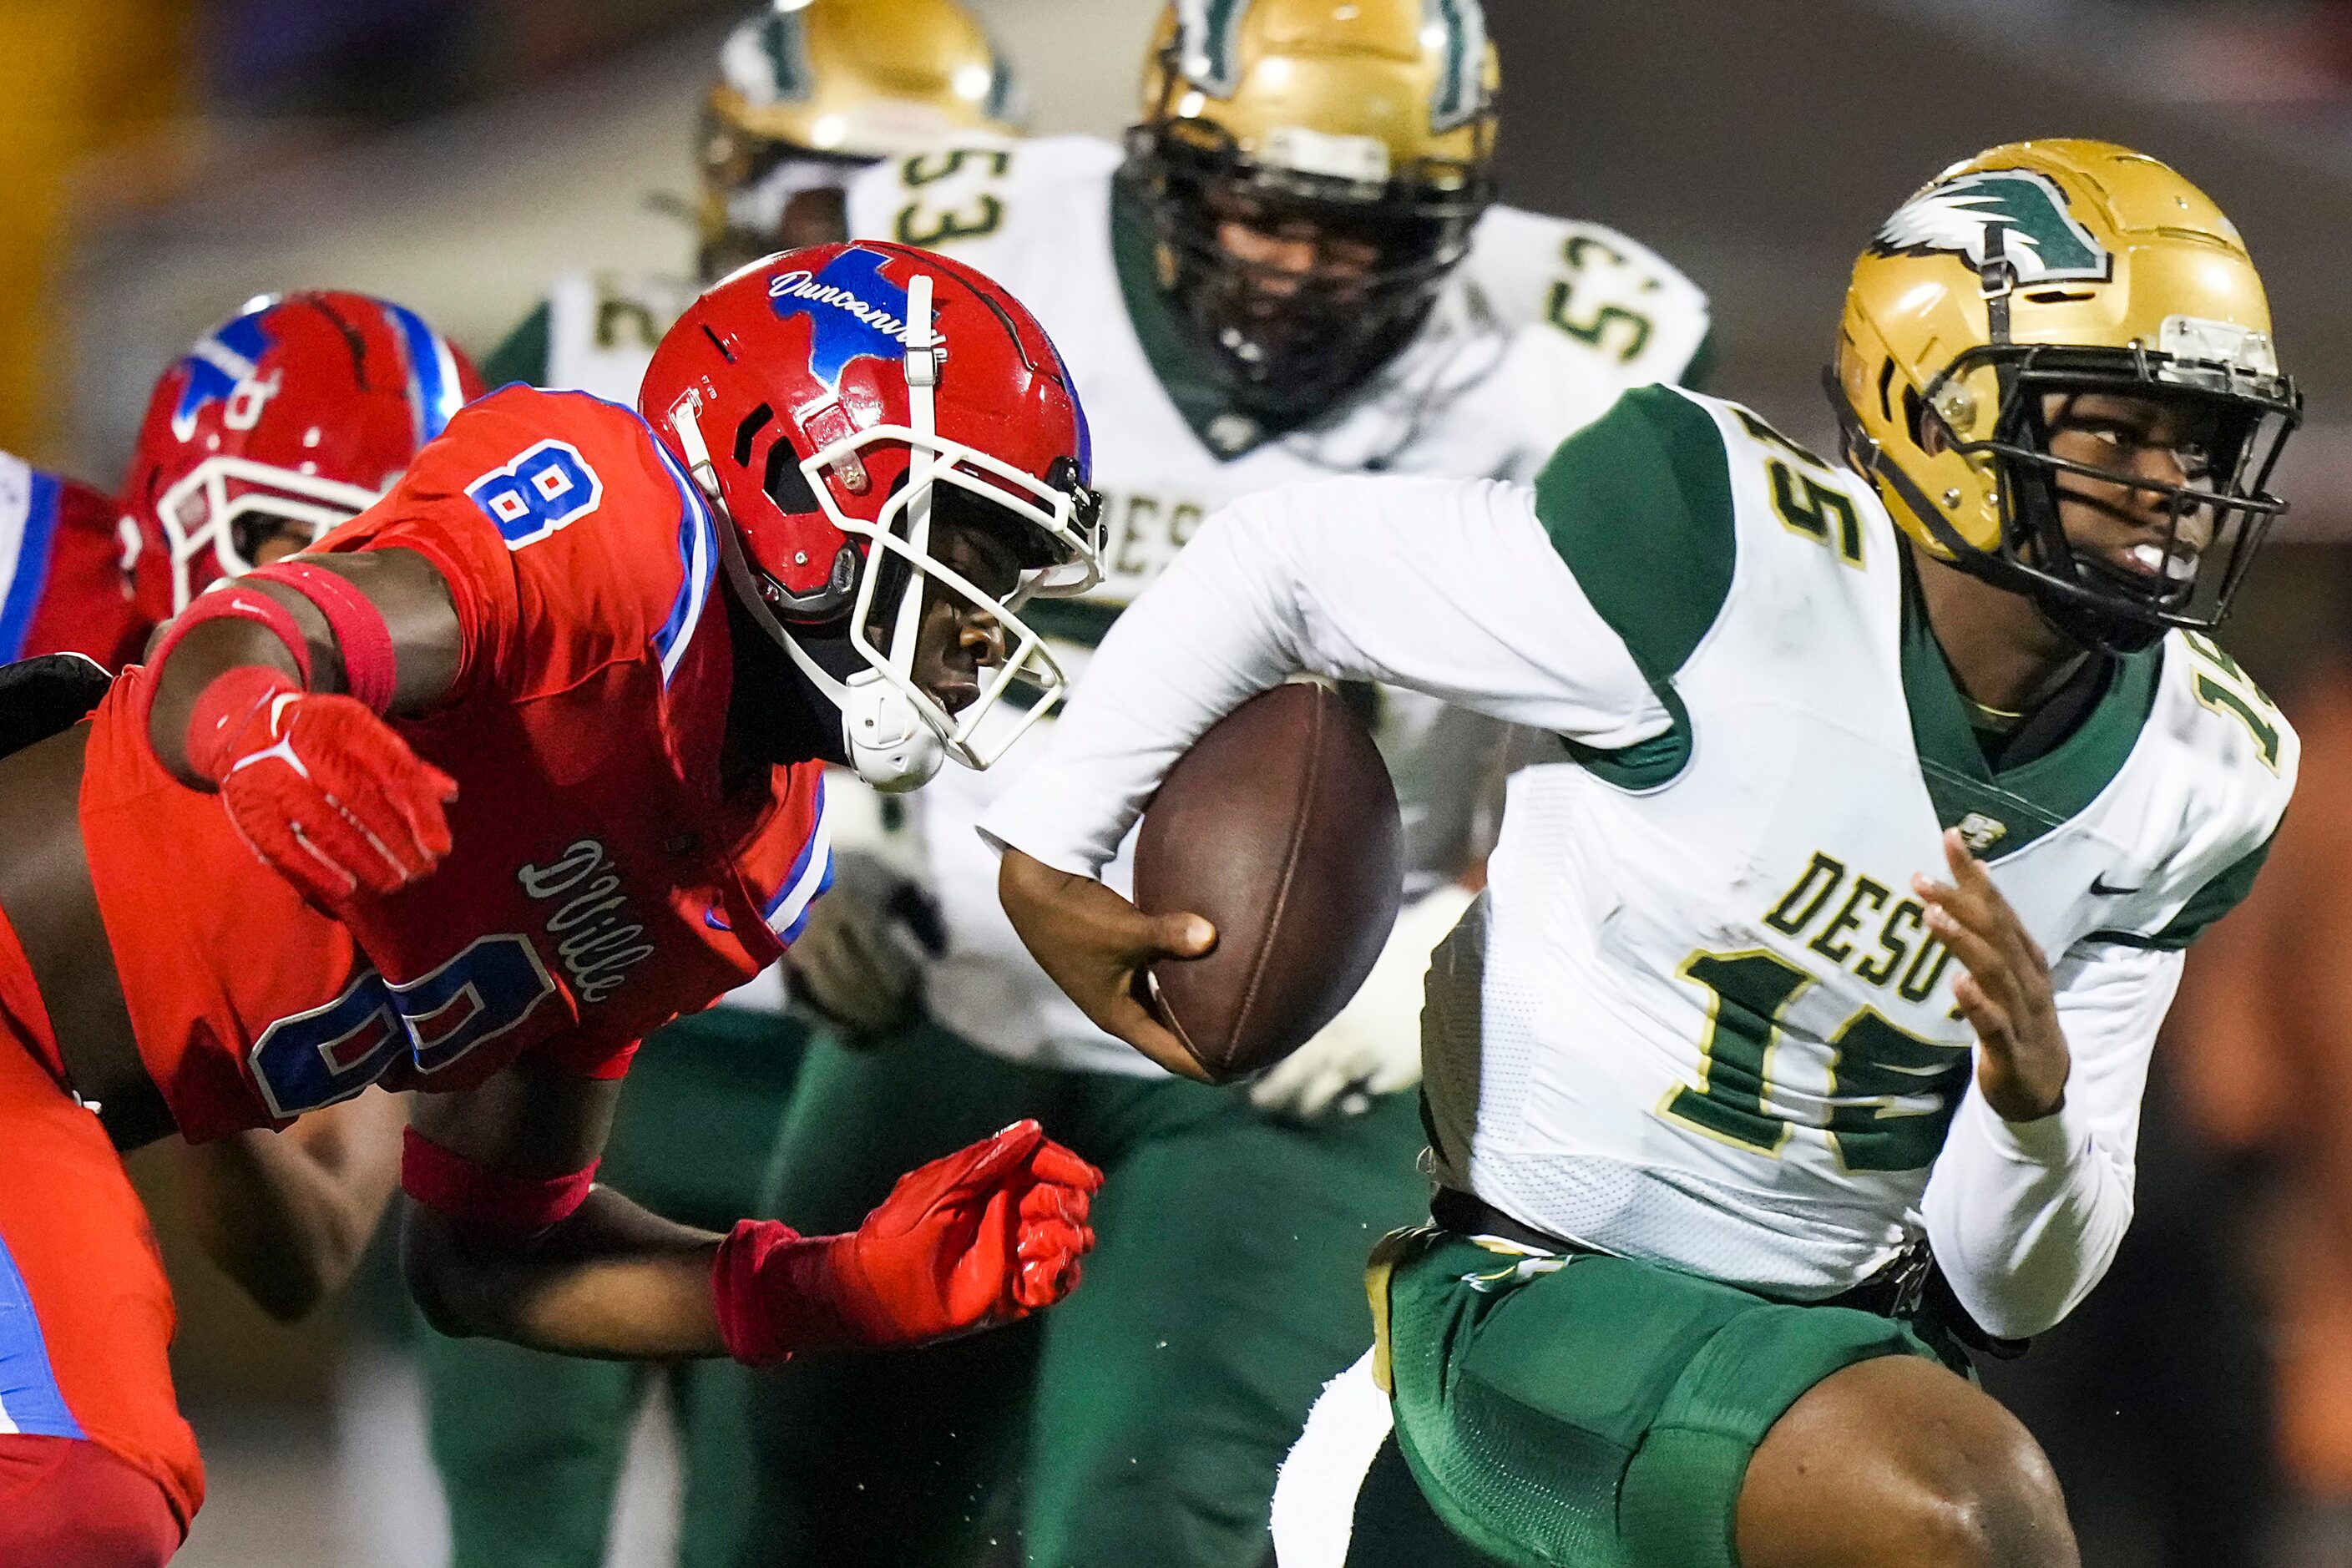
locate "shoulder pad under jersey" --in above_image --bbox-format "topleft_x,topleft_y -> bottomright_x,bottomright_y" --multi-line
1462,207 -> 1712,392
847,134 -> 1121,282
2080,631 -> 2298,953
341,386 -> 720,690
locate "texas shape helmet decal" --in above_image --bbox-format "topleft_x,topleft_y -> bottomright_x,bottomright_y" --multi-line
1870,169 -> 2112,286
766,245 -> 914,387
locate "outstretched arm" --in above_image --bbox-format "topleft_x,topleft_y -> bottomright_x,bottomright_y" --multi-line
401,1060 -> 1100,1364
145,548 -> 463,774
987,473 -> 1667,1065
982,474 -> 1667,882
400,1067 -> 724,1357
179,1091 -> 409,1323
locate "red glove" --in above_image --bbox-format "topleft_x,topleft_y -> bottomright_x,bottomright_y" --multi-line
185,665 -> 458,907
713,1118 -> 1102,1365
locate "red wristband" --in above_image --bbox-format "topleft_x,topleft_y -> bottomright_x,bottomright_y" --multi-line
145,584 -> 313,686
246,560 -> 397,714
711,1218 -> 860,1366
184,665 -> 298,782
400,1127 -> 599,1239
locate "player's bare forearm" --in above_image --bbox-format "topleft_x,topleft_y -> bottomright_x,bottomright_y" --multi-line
997,847 -> 1216,1080
402,1186 -> 729,1359
180,1091 -> 407,1322
146,547 -> 464,785
1915,828 -> 2070,1122
401,1064 -> 731,1358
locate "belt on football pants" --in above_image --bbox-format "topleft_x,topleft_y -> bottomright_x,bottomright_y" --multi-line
1428,1187 -> 2011,1335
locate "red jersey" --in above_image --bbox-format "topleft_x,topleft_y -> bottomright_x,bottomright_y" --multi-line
0,451 -> 148,671
78,388 -> 834,1142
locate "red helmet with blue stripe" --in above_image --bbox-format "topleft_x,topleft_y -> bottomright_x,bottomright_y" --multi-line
639,240 -> 1103,789
121,290 -> 484,620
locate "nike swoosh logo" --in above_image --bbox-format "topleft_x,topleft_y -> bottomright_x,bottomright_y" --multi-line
2091,875 -> 2142,898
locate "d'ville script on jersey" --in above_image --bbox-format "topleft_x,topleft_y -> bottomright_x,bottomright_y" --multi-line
517,839 -> 658,1005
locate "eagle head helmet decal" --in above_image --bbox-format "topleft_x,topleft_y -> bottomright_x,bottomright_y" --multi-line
1869,169 -> 2112,286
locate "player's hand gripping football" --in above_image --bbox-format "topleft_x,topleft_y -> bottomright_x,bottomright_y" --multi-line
713,1119 -> 1102,1363
186,667 -> 458,908
997,848 -> 1218,1081
1914,828 -> 2071,1123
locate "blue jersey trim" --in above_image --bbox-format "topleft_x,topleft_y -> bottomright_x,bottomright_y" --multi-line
649,443 -> 720,687
0,1230 -> 83,1439
0,472 -> 63,664
703,775 -> 836,941
765,774 -> 835,941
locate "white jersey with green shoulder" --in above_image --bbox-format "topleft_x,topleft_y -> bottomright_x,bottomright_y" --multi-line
846,134 -> 1712,1075
524,271 -> 695,404
980,384 -> 2294,1333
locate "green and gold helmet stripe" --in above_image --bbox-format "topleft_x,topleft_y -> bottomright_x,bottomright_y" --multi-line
751,9 -> 817,104
1172,0 -> 1252,96
1425,0 -> 1486,133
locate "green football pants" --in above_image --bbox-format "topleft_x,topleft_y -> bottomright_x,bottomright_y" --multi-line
1372,1228 -> 1968,1568
734,1023 -> 1433,1568
418,1006 -> 812,1568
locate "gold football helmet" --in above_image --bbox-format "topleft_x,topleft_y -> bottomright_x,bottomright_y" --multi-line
697,0 -> 1021,280
1125,0 -> 1500,422
1831,139 -> 2299,650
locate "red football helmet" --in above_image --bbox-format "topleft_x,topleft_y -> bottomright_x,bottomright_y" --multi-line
640,240 -> 1103,789
121,291 -> 484,620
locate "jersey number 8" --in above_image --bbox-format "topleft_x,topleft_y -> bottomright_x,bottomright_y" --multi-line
469,439 -> 605,549
248,934 -> 560,1118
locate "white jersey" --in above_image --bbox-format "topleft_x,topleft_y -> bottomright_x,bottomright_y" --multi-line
518,271 -> 695,406
983,385 -> 2294,1336
847,134 -> 1712,1073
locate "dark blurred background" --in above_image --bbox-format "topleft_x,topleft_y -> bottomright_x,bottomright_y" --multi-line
11,1 -> 2352,1562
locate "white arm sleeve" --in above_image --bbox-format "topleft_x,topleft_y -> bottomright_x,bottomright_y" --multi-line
1920,940 -> 2180,1339
980,473 -> 1668,877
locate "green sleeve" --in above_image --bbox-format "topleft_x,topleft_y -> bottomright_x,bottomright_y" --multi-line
2092,825 -> 2279,952
1532,384 -> 1732,791
1531,383 -> 1735,683
478,301 -> 553,390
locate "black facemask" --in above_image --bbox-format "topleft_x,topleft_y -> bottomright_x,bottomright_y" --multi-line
1123,115 -> 1490,428
1834,344 -> 2299,654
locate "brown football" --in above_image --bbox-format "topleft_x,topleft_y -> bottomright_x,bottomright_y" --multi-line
1131,680 -> 1404,1082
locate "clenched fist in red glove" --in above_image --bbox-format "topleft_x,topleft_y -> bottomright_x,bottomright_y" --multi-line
185,665 -> 458,907
712,1118 -> 1102,1364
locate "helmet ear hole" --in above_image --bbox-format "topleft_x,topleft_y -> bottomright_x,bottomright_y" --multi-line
1900,384 -> 1932,453
762,437 -> 821,515
1875,357 -> 1898,422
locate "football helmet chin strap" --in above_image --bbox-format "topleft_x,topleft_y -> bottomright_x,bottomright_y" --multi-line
670,275 -> 949,792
